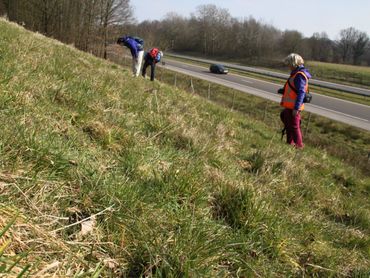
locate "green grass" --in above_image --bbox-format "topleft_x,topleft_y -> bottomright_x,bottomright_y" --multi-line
138,65 -> 370,175
307,61 -> 370,88
1,18 -> 370,277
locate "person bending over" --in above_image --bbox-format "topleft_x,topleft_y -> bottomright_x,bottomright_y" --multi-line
142,48 -> 163,81
117,35 -> 144,77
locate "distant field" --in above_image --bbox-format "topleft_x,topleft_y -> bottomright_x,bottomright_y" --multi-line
220,56 -> 370,89
306,61 -> 370,88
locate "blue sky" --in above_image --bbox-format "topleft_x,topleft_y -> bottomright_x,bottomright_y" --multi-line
132,0 -> 370,39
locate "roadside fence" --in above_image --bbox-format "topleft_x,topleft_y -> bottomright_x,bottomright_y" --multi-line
107,50 -> 315,137
106,49 -> 370,173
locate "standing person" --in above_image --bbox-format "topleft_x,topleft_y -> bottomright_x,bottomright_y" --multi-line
280,53 -> 311,149
117,36 -> 144,77
142,48 -> 163,81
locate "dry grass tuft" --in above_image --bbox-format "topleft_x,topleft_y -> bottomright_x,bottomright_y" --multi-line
0,173 -> 120,276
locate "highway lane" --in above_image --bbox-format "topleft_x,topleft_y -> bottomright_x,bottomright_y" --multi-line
168,53 -> 370,97
161,59 -> 370,131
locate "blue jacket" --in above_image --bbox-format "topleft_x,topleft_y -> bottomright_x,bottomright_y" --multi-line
291,66 -> 311,110
121,36 -> 144,58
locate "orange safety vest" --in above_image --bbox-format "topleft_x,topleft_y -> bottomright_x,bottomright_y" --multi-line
280,71 -> 309,111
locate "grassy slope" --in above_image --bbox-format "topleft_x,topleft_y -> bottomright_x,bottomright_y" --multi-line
0,19 -> 369,277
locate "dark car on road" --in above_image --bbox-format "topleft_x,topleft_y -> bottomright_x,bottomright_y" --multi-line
209,64 -> 228,74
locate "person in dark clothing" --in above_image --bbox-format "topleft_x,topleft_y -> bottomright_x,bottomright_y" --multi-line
142,48 -> 163,81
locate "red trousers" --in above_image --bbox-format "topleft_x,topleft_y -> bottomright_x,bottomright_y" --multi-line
280,108 -> 304,148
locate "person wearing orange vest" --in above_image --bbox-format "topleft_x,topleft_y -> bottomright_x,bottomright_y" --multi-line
280,53 -> 311,148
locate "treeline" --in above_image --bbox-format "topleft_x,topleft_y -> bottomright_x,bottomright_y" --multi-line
127,5 -> 370,66
1,2 -> 370,66
0,0 -> 133,58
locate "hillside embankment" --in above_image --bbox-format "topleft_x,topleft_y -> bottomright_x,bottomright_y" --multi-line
0,18 -> 369,277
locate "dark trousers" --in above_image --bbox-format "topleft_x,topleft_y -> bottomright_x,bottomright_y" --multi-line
142,59 -> 156,81
280,108 -> 304,148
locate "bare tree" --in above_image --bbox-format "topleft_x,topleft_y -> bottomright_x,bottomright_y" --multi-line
306,32 -> 333,62
337,27 -> 369,64
195,4 -> 231,55
1,0 -> 134,57
97,0 -> 133,59
161,13 -> 188,51
6,2 -> 369,66
0,0 -> 6,15
337,27 -> 356,63
81,0 -> 99,51
30,0 -> 58,35
280,30 -> 304,54
352,31 -> 369,65
1,0 -> 15,20
236,17 -> 278,59
1,0 -> 32,24
363,45 -> 370,66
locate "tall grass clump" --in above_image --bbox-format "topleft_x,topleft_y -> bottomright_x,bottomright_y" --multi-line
0,18 -> 369,276
0,211 -> 31,277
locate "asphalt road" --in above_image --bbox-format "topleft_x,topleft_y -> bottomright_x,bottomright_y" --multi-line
168,53 -> 370,97
162,59 -> 370,131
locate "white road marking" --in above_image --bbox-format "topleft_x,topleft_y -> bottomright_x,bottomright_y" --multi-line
312,92 -> 370,108
307,104 -> 369,122
170,60 -> 370,113
164,64 -> 370,130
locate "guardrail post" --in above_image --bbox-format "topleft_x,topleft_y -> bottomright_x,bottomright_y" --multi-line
174,74 -> 177,87
305,112 -> 312,136
208,83 -> 211,100
231,91 -> 236,110
190,78 -> 195,94
155,90 -> 160,113
263,102 -> 268,121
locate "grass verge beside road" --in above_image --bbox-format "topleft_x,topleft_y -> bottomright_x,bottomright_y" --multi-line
152,66 -> 370,174
307,61 -> 370,88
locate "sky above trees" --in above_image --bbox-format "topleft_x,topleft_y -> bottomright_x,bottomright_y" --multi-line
133,0 -> 370,40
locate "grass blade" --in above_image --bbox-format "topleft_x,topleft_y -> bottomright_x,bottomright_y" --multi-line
0,213 -> 18,238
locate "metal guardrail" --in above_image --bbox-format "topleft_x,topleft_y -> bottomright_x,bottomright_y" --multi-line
167,53 -> 370,97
